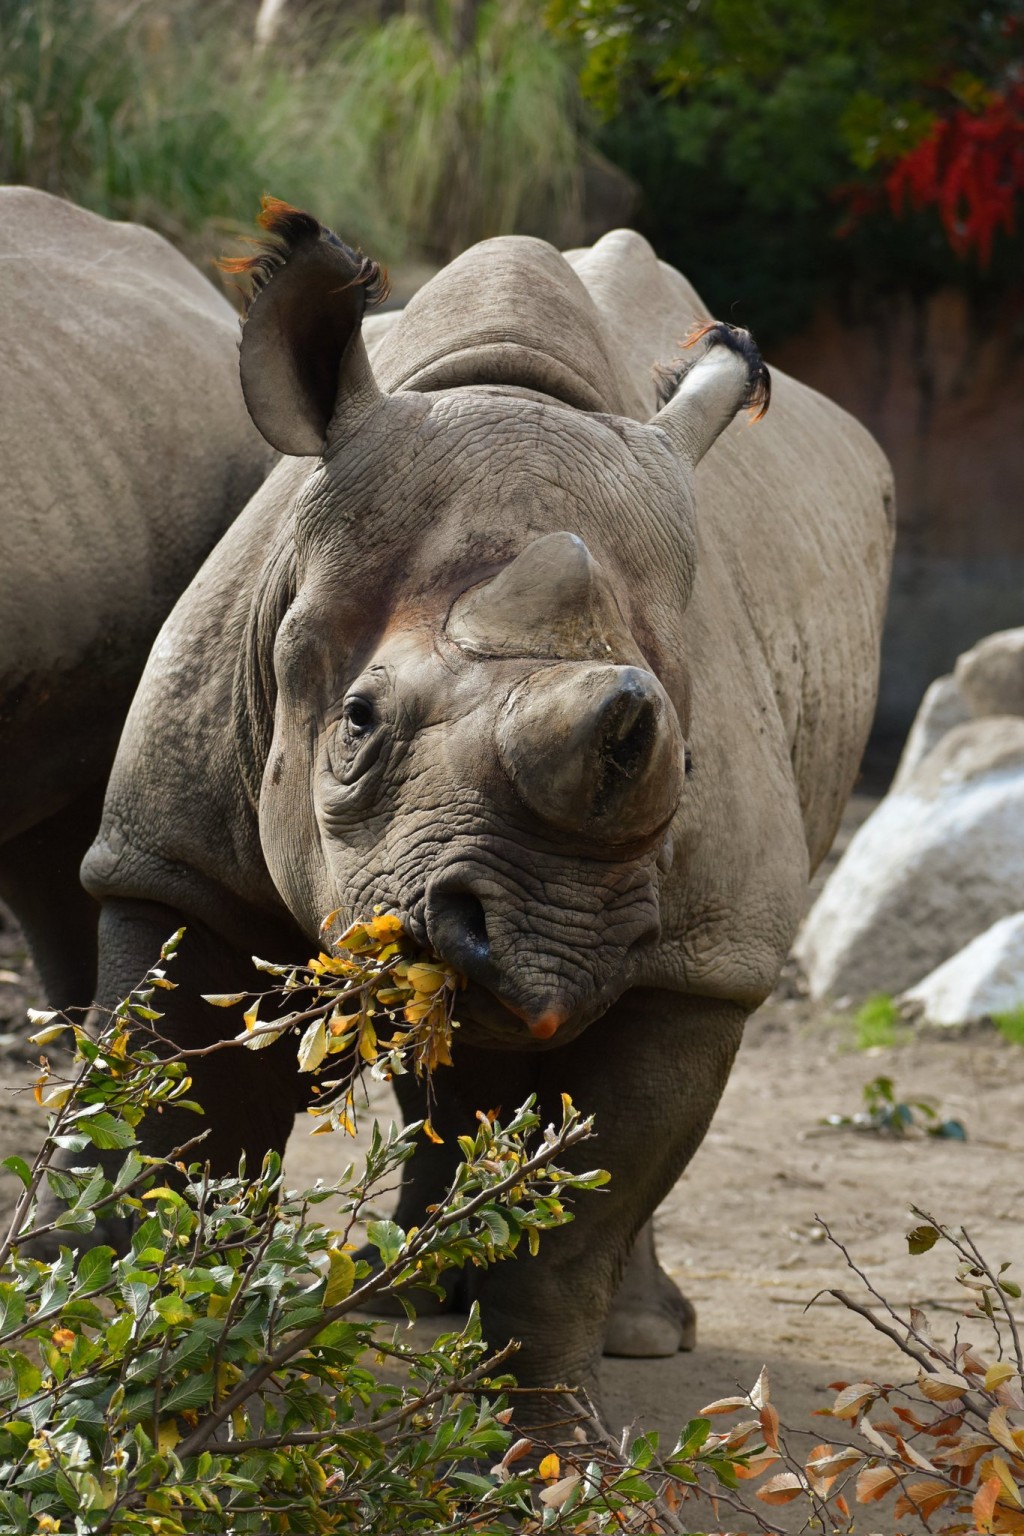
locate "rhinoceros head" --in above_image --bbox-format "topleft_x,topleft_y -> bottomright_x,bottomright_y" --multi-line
228,201 -> 768,1047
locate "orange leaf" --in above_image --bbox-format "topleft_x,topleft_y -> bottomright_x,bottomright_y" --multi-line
501,1438 -> 533,1468
538,1453 -> 560,1481
896,1477 -> 959,1520
760,1403 -> 780,1451
835,1493 -> 850,1519
756,1473 -> 806,1505
856,1465 -> 900,1503
976,1476 -> 1002,1532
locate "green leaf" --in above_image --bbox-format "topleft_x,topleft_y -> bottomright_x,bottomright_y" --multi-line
908,1223 -> 941,1255
77,1247 -> 116,1293
0,1283 -> 26,1334
79,1114 -> 136,1151
12,1354 -> 41,1401
479,1209 -> 510,1248
159,1371 -> 215,1415
2,1156 -> 32,1189
366,1219 -> 405,1266
154,1294 -> 193,1326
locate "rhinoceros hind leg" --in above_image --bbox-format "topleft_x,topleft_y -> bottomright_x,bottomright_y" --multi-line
0,788 -> 105,1010
603,1218 -> 696,1357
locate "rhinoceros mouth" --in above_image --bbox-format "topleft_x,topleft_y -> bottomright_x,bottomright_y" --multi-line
450,979 -> 605,1050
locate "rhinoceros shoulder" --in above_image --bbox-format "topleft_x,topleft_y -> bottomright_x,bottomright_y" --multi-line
81,460 -> 307,947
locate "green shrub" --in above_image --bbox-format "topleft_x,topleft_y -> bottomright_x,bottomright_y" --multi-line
0,0 -> 586,274
2,925 -> 766,1533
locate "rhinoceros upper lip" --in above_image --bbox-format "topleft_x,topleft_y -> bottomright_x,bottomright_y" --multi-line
452,980 -> 596,1049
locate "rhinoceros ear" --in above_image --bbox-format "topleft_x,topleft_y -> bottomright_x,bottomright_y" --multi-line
223,198 -> 388,456
651,322 -> 770,469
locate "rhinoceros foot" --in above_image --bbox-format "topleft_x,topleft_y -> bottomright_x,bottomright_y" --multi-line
603,1285 -> 696,1358
602,1217 -> 696,1357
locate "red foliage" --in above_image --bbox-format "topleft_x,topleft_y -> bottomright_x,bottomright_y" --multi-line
886,83 -> 1024,266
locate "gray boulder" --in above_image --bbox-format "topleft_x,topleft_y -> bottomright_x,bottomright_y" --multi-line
794,717 -> 1024,999
954,627 -> 1024,720
902,912 -> 1024,1026
890,673 -> 969,792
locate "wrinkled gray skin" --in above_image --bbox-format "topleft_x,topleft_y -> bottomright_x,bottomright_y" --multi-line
81,213 -> 894,1411
0,189 -> 274,1006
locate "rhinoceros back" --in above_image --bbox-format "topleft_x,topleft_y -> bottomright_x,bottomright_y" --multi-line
0,188 -> 273,838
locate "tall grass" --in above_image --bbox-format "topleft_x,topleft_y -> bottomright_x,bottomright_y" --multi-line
0,0 -> 585,272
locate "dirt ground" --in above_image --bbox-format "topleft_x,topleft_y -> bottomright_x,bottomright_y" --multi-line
2,793 -> 1023,1532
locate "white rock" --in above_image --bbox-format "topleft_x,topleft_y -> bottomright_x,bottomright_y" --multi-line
954,626 -> 1024,720
890,673 -> 969,792
902,913 -> 1024,1025
794,716 -> 1024,1000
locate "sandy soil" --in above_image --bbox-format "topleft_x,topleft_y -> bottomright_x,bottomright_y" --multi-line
2,794 -> 1022,1532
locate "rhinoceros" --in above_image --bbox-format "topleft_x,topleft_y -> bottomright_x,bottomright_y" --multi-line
80,201 -> 893,1405
0,188 -> 274,1009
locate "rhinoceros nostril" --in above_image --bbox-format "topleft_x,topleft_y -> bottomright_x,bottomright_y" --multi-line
425,884 -> 493,983
593,692 -> 657,816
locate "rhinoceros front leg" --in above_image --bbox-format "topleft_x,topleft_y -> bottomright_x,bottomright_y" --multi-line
29,897 -> 305,1258
472,989 -> 746,1414
93,898 -> 304,1174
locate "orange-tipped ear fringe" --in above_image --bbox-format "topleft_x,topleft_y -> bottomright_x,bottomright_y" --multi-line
218,195 -> 390,315
652,320 -> 771,421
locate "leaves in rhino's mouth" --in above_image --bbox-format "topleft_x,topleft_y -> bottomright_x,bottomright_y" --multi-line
202,909 -> 465,1143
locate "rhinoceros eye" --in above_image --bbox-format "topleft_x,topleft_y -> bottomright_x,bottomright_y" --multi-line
342,696 -> 375,738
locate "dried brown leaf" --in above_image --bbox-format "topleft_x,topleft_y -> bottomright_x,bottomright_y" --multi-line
755,1473 -> 806,1505
855,1465 -> 900,1503
918,1367 -> 968,1403
832,1381 -> 879,1420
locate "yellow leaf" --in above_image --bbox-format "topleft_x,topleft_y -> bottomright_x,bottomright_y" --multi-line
51,1329 -> 75,1352
990,1406 -> 1024,1458
538,1453 -> 560,1481
324,1249 -> 356,1307
27,1020 -> 67,1046
423,1119 -> 444,1145
33,1080 -> 71,1111
991,1454 -> 1024,1508
298,1018 -> 328,1073
989,1363 -> 1021,1392
206,1293 -> 231,1318
700,1395 -> 751,1415
406,963 -> 447,995
157,1420 -> 180,1454
202,993 -> 247,1008
358,1018 -> 378,1064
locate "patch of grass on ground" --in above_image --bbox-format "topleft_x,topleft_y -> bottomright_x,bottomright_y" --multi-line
853,992 -> 907,1049
993,1004 -> 1024,1045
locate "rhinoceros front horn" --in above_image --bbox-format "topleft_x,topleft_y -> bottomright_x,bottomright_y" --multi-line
496,662 -> 685,843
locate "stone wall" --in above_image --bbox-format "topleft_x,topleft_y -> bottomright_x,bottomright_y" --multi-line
770,286 -> 1024,759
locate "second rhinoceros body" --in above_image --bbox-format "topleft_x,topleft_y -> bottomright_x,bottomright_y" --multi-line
82,204 -> 893,1405
0,188 -> 274,1008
